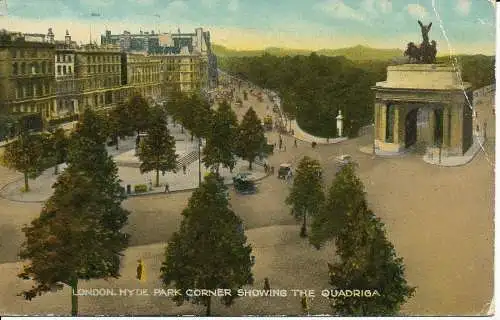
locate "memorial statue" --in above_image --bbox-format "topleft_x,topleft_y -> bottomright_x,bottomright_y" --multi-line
404,21 -> 437,64
418,20 -> 432,44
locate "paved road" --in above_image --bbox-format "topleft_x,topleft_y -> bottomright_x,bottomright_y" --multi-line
0,83 -> 494,315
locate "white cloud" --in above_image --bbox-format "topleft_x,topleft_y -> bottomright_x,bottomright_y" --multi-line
406,3 -> 428,19
166,0 -> 188,12
361,0 -> 392,14
80,0 -> 115,7
228,0 -> 239,12
455,0 -> 471,16
316,0 -> 365,21
378,0 -> 392,14
201,0 -> 220,8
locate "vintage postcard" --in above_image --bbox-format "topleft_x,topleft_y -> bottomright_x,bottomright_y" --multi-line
0,0 -> 495,317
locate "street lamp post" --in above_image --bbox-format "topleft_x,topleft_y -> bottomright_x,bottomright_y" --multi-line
198,137 -> 202,186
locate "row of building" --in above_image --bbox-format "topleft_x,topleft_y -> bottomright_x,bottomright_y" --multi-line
0,27 -> 218,127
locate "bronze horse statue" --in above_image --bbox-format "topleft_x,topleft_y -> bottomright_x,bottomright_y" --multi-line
404,21 -> 437,64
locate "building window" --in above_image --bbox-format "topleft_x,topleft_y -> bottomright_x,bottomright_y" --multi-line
68,55 -> 72,63
57,65 -> 62,75
42,61 -> 47,74
57,54 -> 60,62
12,63 -> 18,75
63,66 -> 67,74
87,65 -> 90,73
20,62 -> 26,74
68,66 -> 72,73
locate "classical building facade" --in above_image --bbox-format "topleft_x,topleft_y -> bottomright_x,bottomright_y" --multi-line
74,43 -> 123,111
54,30 -> 79,118
121,52 -> 162,103
0,29 -> 56,122
102,27 -> 218,91
372,64 -> 473,156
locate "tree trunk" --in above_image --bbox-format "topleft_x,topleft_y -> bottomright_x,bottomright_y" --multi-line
71,278 -> 78,316
54,163 -> 59,175
156,169 -> 160,187
300,213 -> 307,238
115,134 -> 119,150
206,296 -> 212,316
24,172 -> 29,192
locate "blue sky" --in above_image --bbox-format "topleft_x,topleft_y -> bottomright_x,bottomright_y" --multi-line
0,0 -> 496,54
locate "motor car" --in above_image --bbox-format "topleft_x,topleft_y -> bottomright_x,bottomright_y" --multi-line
278,163 -> 292,179
233,174 -> 257,194
335,154 -> 353,165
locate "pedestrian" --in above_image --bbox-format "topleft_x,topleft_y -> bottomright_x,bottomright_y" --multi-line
264,163 -> 269,173
301,295 -> 309,314
182,164 -> 187,174
164,183 -> 170,193
136,259 -> 145,281
312,141 -> 317,148
264,278 -> 271,291
294,139 -> 297,147
279,138 -> 283,150
148,179 -> 153,191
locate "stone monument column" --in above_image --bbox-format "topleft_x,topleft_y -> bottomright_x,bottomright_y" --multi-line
336,110 -> 344,137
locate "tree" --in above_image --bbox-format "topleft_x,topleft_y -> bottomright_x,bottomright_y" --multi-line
160,173 -> 254,316
17,108 -> 130,316
310,163 -> 365,249
285,156 -> 324,237
202,101 -> 238,173
317,164 -> 415,315
2,132 -> 48,192
139,107 -> 178,187
48,128 -> 69,175
235,107 -> 267,170
107,103 -> 133,150
126,93 -> 150,136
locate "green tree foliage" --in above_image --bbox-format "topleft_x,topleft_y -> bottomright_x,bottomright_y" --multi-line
223,54 -> 389,137
106,103 -> 133,150
310,163 -> 365,249
160,173 -> 254,316
317,164 -> 415,315
285,156 -> 324,237
45,128 -> 70,175
235,107 -> 267,170
17,108 -> 130,316
126,93 -> 150,135
0,112 -> 16,140
2,132 -> 48,192
202,101 -> 238,173
437,55 -> 495,90
139,107 -> 178,187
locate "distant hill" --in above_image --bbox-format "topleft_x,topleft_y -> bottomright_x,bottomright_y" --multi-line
212,44 -> 404,61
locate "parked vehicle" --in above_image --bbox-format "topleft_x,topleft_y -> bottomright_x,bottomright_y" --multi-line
233,173 -> 257,194
334,154 -> 356,172
264,115 -> 273,131
278,163 -> 292,179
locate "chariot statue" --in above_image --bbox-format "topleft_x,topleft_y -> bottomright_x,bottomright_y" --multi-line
404,20 -> 437,64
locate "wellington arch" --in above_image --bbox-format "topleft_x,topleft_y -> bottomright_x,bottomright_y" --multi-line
372,64 -> 473,156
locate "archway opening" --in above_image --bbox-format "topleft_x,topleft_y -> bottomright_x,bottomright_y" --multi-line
405,109 -> 418,148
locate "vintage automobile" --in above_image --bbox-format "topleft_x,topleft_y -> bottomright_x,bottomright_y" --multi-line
233,173 -> 257,194
334,154 -> 356,172
278,163 -> 292,179
263,115 -> 273,131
